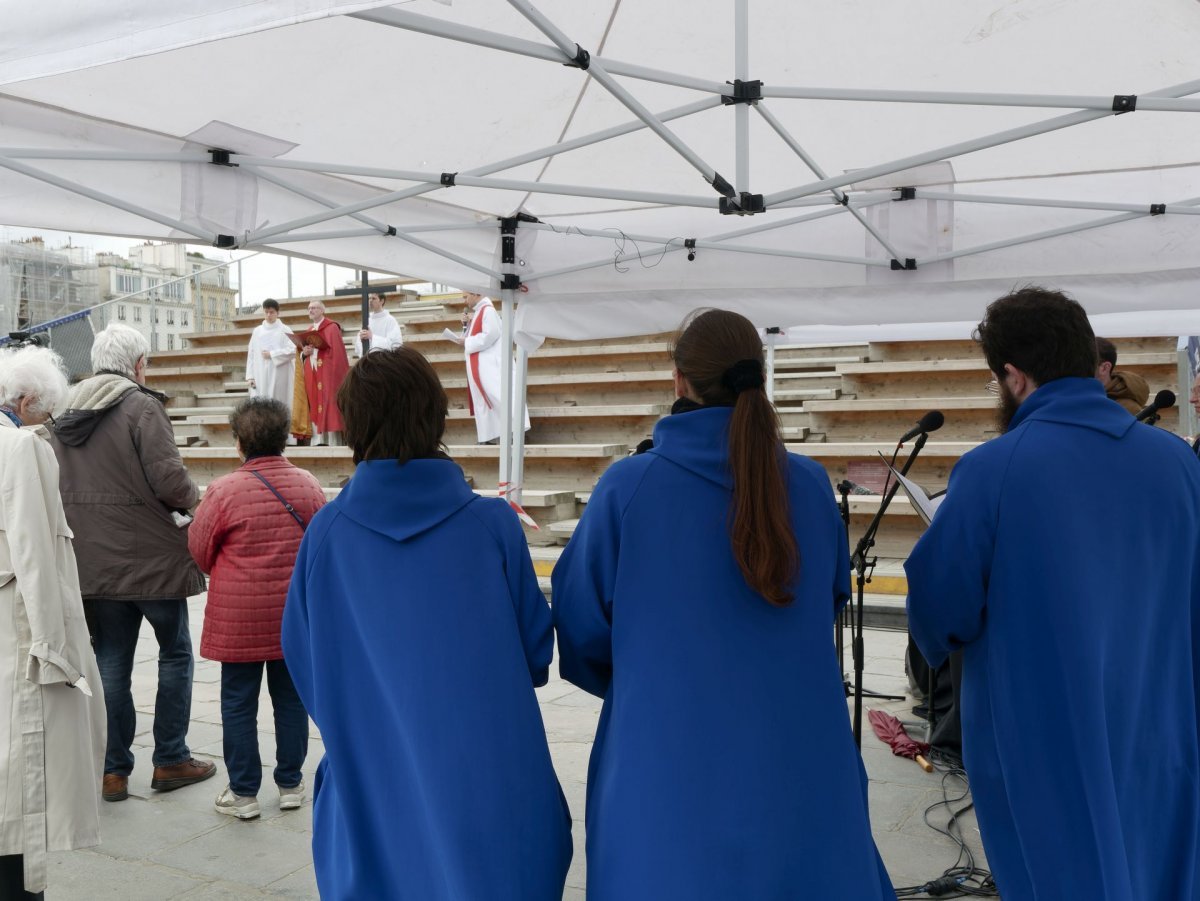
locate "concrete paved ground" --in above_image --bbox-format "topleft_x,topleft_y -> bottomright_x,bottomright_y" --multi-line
44,597 -> 989,899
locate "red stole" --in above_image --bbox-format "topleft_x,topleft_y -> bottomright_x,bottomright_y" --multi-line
467,303 -> 493,415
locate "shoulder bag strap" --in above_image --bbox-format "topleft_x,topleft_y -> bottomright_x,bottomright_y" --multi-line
248,469 -> 307,531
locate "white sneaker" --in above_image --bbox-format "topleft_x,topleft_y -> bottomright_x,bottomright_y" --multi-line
214,786 -> 260,820
278,779 -> 306,811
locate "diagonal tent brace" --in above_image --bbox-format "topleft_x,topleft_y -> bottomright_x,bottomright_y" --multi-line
765,76 -> 1200,208
754,103 -> 906,262
505,0 -> 737,201
917,194 -> 1200,267
0,151 -> 220,244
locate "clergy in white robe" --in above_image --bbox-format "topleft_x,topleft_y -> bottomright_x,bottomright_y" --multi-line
355,294 -> 404,357
245,300 -> 296,408
446,293 -> 530,444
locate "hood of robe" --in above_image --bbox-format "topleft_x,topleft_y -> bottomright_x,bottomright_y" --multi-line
1009,376 -> 1137,439
647,405 -> 737,490
332,457 -> 479,542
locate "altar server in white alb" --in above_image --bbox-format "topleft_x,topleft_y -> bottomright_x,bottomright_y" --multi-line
245,299 -> 295,407
356,293 -> 403,356
446,292 -> 529,444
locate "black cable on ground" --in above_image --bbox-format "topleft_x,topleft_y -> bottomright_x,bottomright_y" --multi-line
892,751 -> 998,899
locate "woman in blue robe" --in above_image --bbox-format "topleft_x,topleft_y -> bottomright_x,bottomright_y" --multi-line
282,347 -> 572,901
552,309 -> 893,900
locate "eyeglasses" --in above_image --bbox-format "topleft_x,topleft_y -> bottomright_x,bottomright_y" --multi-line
985,379 -> 1000,396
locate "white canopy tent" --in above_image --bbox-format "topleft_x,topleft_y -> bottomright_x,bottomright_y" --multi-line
4,0 -> 1200,492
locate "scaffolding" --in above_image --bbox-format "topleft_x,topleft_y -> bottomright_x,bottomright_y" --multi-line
0,237 -> 99,337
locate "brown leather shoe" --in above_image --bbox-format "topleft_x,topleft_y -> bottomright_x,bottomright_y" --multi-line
102,773 -> 128,802
150,757 -> 217,792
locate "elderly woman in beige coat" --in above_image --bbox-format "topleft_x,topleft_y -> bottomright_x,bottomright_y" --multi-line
0,344 -> 105,900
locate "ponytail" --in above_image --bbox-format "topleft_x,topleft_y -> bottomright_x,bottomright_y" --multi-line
673,310 -> 799,607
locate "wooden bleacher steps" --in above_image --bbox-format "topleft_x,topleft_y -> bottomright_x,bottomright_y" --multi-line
144,290 -> 1183,627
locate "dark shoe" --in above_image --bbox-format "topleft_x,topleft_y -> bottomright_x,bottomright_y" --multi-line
151,758 -> 217,792
102,773 -> 128,802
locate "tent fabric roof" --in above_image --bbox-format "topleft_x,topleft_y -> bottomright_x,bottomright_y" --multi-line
3,0 -> 1200,340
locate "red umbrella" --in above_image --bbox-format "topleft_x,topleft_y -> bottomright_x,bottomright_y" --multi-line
868,709 -> 934,772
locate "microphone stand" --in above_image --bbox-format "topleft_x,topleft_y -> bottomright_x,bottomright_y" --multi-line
836,480 -> 852,680
850,431 -> 931,748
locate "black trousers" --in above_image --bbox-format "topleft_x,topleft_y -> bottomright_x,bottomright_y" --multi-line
906,637 -> 964,759
0,856 -> 42,901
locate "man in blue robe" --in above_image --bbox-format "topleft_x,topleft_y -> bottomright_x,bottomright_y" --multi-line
906,287 -> 1200,900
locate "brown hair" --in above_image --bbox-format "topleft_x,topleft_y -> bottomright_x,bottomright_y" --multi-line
337,347 -> 447,465
229,397 -> 290,458
672,309 -> 798,606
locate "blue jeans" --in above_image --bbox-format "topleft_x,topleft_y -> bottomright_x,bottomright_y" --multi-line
221,660 -> 309,797
85,598 -> 194,776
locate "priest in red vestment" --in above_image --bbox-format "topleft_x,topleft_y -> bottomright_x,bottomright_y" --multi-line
298,300 -> 350,446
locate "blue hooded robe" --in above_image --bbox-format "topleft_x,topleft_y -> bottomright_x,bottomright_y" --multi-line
906,378 -> 1200,900
552,406 -> 894,901
282,458 -> 572,901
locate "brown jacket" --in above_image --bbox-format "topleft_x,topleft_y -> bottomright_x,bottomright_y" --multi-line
50,373 -> 204,600
1106,370 -> 1150,415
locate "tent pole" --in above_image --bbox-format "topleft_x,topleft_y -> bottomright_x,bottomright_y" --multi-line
754,104 -> 905,260
734,0 -> 750,194
916,190 -> 1200,216
513,345 -> 530,506
765,340 -> 776,405
758,85 -> 1200,113
919,194 -> 1200,266
240,95 -> 721,223
506,0 -> 734,196
352,7 -> 726,95
522,202 -> 883,284
240,163 -> 719,243
360,270 -> 370,357
499,287 -> 516,504
765,76 -> 1200,207
0,153 -> 218,243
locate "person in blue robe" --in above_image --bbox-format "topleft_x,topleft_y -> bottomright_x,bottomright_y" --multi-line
906,287 -> 1200,901
552,309 -> 894,901
282,347 -> 572,901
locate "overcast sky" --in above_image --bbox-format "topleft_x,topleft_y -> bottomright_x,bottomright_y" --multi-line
0,226 -> 428,309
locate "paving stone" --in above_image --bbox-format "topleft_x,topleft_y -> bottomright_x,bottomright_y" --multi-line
151,819 -> 314,887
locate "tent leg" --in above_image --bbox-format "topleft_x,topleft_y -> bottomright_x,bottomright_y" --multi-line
499,289 -> 516,503
513,345 -> 530,506
765,341 -> 776,405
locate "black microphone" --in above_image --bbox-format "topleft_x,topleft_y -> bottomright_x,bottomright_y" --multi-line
1135,389 -> 1175,423
898,410 -> 945,445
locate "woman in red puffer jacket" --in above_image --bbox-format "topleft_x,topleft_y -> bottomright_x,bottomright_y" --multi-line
188,397 -> 326,821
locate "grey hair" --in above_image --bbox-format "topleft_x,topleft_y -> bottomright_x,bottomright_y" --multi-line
0,345 -> 69,417
91,323 -> 150,377
307,299 -> 326,311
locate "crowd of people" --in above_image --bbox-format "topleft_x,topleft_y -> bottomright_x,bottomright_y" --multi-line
0,287 -> 1198,900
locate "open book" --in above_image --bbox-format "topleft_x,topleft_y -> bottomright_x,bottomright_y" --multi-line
878,453 -> 946,527
286,330 -> 328,351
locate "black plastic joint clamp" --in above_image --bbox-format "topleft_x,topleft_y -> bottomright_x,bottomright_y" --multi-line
1112,94 -> 1137,113
719,192 -> 765,215
499,217 -> 519,235
890,258 -> 917,271
500,274 -> 522,291
384,226 -> 397,236
440,172 -> 457,187
896,187 -> 917,201
721,79 -> 763,106
684,238 -> 697,261
566,44 -> 591,70
213,235 -> 236,249
208,149 -> 235,167
711,172 -> 736,198
765,326 -> 783,335
837,193 -> 850,206
1150,203 -> 1167,216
